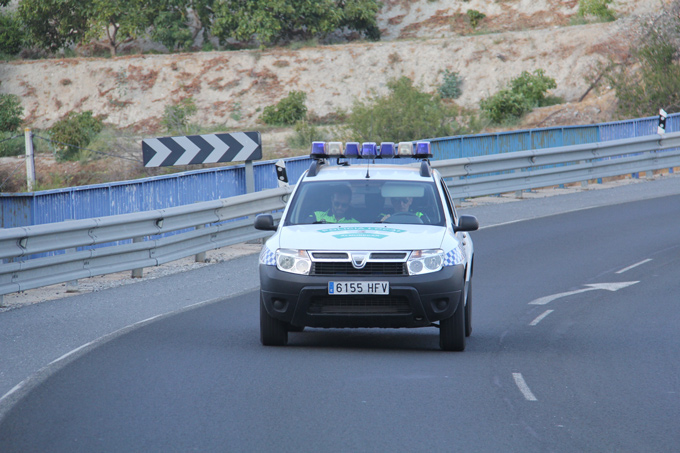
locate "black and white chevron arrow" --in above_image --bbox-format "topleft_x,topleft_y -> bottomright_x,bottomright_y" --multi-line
142,131 -> 262,167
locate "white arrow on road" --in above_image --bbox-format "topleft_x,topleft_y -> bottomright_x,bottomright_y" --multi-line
528,281 -> 639,305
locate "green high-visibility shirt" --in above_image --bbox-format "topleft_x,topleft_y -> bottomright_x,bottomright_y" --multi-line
313,210 -> 359,223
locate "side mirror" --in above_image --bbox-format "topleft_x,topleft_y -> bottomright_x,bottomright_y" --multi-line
454,215 -> 479,232
254,214 -> 277,231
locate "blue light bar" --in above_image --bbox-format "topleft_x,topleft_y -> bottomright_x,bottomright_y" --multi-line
345,142 -> 360,157
415,141 -> 432,158
379,142 -> 395,157
361,142 -> 377,157
311,141 -> 326,158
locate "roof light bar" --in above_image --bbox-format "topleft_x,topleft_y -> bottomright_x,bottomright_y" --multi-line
309,140 -> 431,160
328,141 -> 343,156
311,141 -> 326,158
415,141 -> 432,158
345,142 -> 360,157
379,142 -> 395,157
397,141 -> 413,157
361,142 -> 377,157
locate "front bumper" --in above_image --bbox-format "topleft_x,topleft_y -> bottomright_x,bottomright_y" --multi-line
259,264 -> 465,328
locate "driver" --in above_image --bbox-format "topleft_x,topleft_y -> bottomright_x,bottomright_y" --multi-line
312,185 -> 359,223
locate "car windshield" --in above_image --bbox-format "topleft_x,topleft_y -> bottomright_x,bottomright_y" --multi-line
285,179 -> 445,226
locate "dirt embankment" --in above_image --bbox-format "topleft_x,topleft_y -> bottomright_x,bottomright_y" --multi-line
0,0 -> 661,191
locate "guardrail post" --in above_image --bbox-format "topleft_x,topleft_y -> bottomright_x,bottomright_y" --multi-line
245,160 -> 255,194
195,225 -> 207,262
132,236 -> 144,278
25,127 -> 35,192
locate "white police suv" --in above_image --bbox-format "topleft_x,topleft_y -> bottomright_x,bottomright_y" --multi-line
254,141 -> 479,351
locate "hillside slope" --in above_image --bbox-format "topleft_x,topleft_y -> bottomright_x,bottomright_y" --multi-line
0,0 -> 663,191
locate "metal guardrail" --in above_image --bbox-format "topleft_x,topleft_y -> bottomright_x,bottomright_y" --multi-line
1,132 -> 679,299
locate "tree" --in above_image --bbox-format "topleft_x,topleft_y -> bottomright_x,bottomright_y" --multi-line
18,0 -> 89,52
211,0 -> 381,47
345,77 -> 463,143
0,10 -> 24,55
18,0 -> 166,55
0,94 -> 23,132
81,0 -> 166,56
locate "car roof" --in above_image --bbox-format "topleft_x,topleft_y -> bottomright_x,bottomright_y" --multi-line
303,162 -> 435,182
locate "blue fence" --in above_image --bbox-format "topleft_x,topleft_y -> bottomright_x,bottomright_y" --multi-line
2,113 -> 677,229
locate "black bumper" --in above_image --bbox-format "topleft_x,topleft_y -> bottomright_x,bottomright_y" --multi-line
259,264 -> 465,328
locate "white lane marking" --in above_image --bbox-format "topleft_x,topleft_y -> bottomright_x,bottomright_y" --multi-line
0,296 -> 236,408
513,373 -> 538,401
0,382 -> 25,405
616,259 -> 652,274
528,281 -> 639,305
529,310 -> 554,326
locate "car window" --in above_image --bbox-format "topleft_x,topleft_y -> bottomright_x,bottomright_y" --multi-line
285,179 -> 445,226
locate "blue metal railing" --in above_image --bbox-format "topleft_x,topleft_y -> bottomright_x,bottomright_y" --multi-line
2,113 -> 677,229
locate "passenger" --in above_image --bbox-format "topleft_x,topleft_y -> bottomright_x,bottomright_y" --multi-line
380,196 -> 427,222
312,185 -> 359,223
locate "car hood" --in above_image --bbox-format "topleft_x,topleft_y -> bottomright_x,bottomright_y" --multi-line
277,224 -> 446,251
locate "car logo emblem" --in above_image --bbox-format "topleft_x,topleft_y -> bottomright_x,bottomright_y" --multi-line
351,253 -> 367,269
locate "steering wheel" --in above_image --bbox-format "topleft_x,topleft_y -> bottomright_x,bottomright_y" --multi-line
384,211 -> 424,224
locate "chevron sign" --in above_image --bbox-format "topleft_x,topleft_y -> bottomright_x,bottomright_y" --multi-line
142,132 -> 262,167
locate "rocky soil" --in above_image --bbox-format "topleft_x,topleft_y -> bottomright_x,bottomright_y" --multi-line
0,0 -> 662,192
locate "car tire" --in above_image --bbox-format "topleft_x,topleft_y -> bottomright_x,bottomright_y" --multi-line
260,294 -> 288,346
465,281 -> 472,337
439,291 -> 466,351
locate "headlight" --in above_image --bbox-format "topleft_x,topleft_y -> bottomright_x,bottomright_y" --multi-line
407,249 -> 444,275
276,249 -> 311,275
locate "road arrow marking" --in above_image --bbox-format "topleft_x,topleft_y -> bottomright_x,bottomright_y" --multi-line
528,281 -> 639,305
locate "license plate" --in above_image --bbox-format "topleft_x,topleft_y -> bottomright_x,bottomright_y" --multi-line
328,281 -> 389,295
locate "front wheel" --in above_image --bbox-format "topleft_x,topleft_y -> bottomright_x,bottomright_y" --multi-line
260,294 -> 288,346
439,291 -> 466,351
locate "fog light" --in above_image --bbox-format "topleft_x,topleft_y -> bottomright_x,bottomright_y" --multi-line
434,298 -> 448,311
273,299 -> 286,310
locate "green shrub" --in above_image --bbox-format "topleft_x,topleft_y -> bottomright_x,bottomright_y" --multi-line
466,10 -> 486,29
0,132 -> 24,157
0,11 -> 24,55
0,93 -> 23,132
287,120 -> 326,149
480,69 -> 557,124
509,69 -> 558,107
345,76 -> 464,143
49,111 -> 103,161
439,70 -> 463,99
577,0 -> 615,22
161,98 -> 198,134
260,91 -> 307,126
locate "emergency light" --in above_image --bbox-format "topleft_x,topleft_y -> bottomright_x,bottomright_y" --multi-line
310,140 -> 431,159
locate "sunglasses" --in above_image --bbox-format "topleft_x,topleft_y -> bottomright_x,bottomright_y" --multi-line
394,198 -> 410,204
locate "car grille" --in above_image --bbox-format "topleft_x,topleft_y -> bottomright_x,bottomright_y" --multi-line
311,262 -> 406,276
308,296 -> 412,314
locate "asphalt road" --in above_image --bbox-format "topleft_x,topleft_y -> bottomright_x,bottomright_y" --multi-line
1,176 -> 679,451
